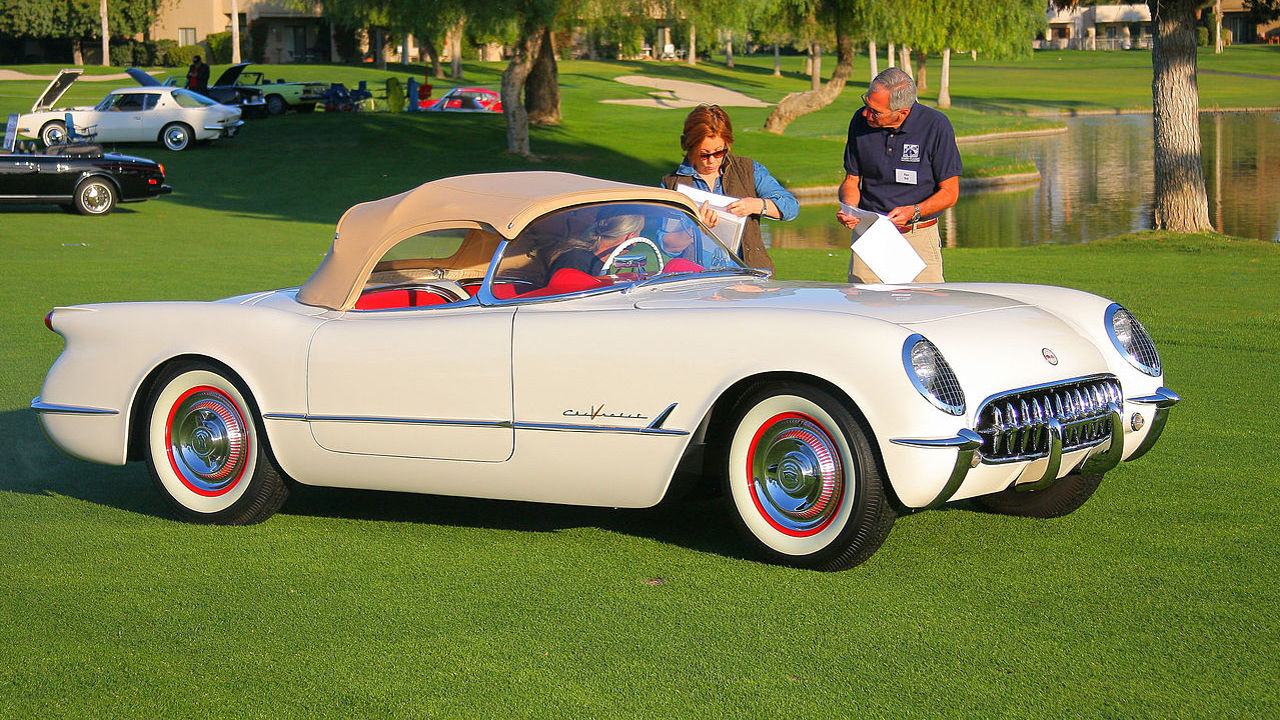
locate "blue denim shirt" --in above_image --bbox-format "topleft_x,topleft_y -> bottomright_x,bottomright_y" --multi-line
671,159 -> 799,221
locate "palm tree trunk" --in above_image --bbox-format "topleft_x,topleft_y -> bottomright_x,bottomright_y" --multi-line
1149,0 -> 1212,232
687,24 -> 696,66
938,48 -> 952,108
868,40 -> 878,81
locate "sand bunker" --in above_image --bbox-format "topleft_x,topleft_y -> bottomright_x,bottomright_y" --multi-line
0,69 -> 160,82
603,76 -> 770,109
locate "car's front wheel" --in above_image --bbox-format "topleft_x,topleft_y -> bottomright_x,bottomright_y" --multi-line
144,362 -> 289,524
160,122 -> 193,151
40,120 -> 67,147
73,177 -> 116,215
265,94 -> 287,115
720,383 -> 896,570
973,472 -> 1103,518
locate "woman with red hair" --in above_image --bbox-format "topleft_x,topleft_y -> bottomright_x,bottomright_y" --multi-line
661,104 -> 797,271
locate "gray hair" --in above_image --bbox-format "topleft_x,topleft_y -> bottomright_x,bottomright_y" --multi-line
591,212 -> 644,241
869,67 -> 917,111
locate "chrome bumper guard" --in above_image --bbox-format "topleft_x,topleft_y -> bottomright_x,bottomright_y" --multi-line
892,385 -> 1179,508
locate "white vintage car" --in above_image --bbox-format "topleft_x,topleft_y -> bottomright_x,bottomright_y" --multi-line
16,69 -> 243,151
32,172 -> 1178,570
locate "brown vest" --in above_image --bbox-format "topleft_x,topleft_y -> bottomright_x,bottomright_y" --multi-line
661,153 -> 774,272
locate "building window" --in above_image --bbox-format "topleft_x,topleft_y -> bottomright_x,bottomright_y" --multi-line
179,28 -> 196,46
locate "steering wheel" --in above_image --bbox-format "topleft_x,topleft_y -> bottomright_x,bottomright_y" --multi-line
599,237 -> 665,275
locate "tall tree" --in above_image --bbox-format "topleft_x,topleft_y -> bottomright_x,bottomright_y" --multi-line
930,0 -> 1044,108
1055,0 -> 1277,232
0,0 -> 164,65
762,0 -> 863,134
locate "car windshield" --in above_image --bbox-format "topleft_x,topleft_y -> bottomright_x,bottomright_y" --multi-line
491,201 -> 745,300
172,89 -> 217,107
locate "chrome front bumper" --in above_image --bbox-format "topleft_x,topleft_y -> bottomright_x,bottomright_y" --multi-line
892,385 -> 1180,509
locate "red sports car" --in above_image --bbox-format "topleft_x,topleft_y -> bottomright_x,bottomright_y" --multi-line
425,87 -> 502,113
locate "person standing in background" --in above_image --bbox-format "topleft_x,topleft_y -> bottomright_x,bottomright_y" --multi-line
662,105 -> 798,272
837,67 -> 961,283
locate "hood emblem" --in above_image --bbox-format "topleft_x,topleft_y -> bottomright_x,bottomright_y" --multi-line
1042,348 -> 1059,365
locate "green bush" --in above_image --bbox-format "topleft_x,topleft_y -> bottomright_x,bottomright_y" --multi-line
206,31 -> 232,64
108,41 -> 135,67
249,20 -> 268,63
1197,26 -> 1209,46
167,44 -> 201,68
152,39 -> 177,66
385,77 -> 405,112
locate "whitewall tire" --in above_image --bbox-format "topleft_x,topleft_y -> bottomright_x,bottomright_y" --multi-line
144,363 -> 288,524
722,383 -> 895,570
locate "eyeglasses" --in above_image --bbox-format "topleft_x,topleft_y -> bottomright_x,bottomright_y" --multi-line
697,148 -> 729,161
861,94 -> 902,120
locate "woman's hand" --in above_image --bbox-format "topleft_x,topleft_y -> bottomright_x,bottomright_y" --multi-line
726,197 -> 767,217
700,201 -> 719,228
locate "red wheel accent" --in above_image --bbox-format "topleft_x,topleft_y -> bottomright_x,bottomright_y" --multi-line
164,385 -> 251,497
745,412 -> 845,537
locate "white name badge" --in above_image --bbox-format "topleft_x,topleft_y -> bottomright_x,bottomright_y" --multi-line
895,168 -> 918,185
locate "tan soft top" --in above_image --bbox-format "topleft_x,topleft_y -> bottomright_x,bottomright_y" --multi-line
296,171 -> 700,310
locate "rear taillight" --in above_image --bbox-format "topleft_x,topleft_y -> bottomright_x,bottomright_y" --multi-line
44,311 -> 54,332
158,163 -> 165,178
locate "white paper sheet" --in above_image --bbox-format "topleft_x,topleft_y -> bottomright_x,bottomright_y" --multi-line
673,184 -> 746,253
846,208 -> 926,283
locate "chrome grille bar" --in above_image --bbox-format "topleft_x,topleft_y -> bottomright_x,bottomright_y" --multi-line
976,375 -> 1123,464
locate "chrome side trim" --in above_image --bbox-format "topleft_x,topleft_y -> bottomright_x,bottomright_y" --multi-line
890,429 -> 982,509
31,398 -> 120,416
1127,387 -> 1180,461
513,421 -> 688,436
1129,387 -> 1180,408
265,413 -> 512,428
648,403 -> 678,430
261,412 -> 688,437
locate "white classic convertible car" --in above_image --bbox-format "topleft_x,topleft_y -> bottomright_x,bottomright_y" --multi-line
17,69 -> 243,151
33,172 -> 1178,570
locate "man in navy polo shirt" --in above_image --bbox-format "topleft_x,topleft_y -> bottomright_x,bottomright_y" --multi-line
836,67 -> 961,283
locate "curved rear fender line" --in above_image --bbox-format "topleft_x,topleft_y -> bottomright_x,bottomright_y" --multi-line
76,171 -> 121,193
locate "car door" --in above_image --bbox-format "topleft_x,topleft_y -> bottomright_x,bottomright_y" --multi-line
93,93 -> 147,141
306,306 -> 515,462
304,227 -> 515,462
0,154 -> 42,197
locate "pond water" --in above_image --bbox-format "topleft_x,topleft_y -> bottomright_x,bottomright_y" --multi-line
763,111 -> 1280,249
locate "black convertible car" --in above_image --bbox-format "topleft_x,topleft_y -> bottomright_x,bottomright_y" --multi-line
0,142 -> 172,215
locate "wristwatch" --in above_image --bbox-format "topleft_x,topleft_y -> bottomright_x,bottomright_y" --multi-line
910,204 -> 921,223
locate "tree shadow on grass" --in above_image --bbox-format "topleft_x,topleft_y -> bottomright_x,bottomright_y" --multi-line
0,407 -> 748,561
147,112 -> 675,226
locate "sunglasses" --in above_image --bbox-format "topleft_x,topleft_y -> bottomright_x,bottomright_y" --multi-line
697,148 -> 729,161
861,94 -> 902,120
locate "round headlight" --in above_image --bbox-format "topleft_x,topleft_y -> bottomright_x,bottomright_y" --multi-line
1105,304 -> 1161,376
903,334 -> 965,416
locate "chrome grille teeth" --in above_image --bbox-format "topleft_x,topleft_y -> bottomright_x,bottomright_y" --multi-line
975,378 -> 1123,463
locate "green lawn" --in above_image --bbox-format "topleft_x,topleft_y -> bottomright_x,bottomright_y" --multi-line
2,52 -> 1279,718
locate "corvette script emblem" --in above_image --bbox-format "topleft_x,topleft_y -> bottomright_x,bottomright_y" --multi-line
1042,348 -> 1059,365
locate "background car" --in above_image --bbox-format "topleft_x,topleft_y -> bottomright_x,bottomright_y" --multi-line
0,141 -> 171,215
425,87 -> 503,113
31,172 -> 1178,570
17,69 -> 243,151
213,64 -> 327,115
126,66 -> 267,119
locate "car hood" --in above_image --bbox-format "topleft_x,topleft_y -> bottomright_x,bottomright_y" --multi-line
33,69 -> 83,111
213,63 -> 251,87
632,279 -> 1028,324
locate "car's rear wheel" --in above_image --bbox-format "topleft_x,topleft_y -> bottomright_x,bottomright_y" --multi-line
144,362 -> 288,524
40,120 -> 67,146
974,472 -> 1103,518
720,383 -> 896,570
265,94 -> 287,115
73,177 -> 116,215
160,122 -> 192,151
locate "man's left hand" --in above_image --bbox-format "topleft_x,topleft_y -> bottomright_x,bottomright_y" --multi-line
886,205 -> 917,227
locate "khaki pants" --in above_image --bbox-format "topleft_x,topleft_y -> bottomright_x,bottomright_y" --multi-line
848,222 -> 944,284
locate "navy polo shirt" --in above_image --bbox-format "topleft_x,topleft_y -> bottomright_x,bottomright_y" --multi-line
842,102 -> 962,220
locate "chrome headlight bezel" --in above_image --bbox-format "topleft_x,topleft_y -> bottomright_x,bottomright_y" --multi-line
903,334 -> 966,416
1105,303 -> 1161,377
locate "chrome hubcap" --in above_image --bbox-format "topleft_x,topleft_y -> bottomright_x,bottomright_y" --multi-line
165,127 -> 187,148
748,413 -> 843,535
81,184 -> 110,213
168,388 -> 248,495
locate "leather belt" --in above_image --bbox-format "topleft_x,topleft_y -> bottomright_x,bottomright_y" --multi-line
896,218 -> 939,233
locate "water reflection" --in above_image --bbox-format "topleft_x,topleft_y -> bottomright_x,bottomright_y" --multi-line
762,112 -> 1280,249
